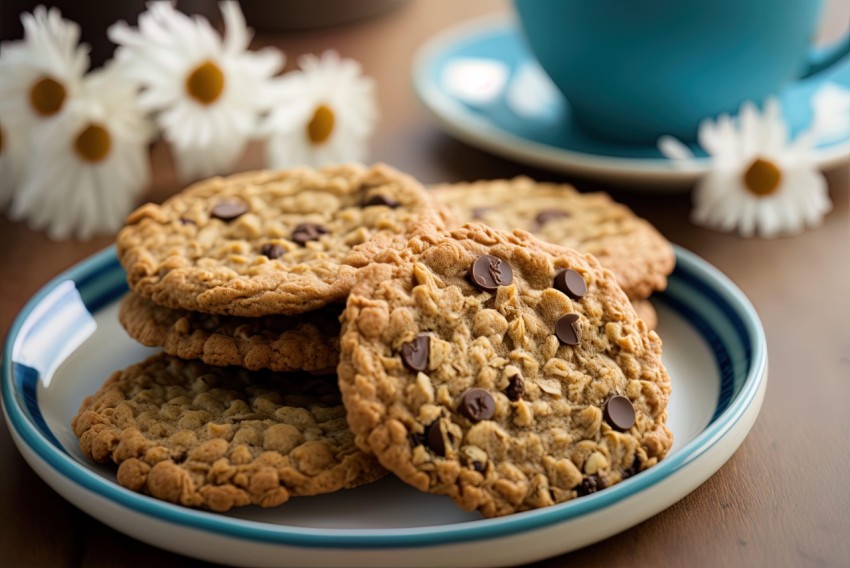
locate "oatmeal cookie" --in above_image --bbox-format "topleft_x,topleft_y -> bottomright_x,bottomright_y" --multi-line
631,299 -> 657,330
118,163 -> 445,317
430,178 -> 675,300
72,353 -> 385,512
338,224 -> 672,517
119,293 -> 341,373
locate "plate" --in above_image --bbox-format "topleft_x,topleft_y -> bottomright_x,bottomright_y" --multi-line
412,15 -> 850,188
2,246 -> 767,567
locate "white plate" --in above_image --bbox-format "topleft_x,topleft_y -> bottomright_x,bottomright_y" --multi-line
2,246 -> 767,567
412,15 -> 850,188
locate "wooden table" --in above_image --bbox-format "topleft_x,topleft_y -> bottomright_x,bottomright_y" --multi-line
2,1 -> 848,566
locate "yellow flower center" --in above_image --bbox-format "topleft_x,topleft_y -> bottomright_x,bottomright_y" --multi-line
743,157 -> 782,197
74,123 -> 112,163
186,60 -> 225,105
307,104 -> 335,144
29,76 -> 67,116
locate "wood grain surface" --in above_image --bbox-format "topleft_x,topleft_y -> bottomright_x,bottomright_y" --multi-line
1,1 -> 848,566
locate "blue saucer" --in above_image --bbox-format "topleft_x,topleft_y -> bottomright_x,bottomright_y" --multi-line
412,16 -> 850,187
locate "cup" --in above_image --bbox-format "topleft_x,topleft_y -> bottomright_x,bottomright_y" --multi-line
513,0 -> 850,144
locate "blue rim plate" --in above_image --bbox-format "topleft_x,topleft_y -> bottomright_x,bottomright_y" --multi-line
1,246 -> 768,567
412,15 -> 850,188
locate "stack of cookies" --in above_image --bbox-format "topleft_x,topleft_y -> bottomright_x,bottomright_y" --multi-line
72,163 -> 674,518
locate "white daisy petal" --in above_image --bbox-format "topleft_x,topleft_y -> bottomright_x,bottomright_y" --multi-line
715,114 -> 739,163
754,197 -> 781,238
65,167 -> 95,240
713,193 -> 745,231
799,173 -> 831,225
738,101 -> 760,159
221,1 -> 250,55
696,117 -> 721,157
761,98 -> 785,153
696,184 -> 729,222
136,83 -> 180,110
658,135 -> 695,161
778,191 -> 806,235
9,143 -> 64,223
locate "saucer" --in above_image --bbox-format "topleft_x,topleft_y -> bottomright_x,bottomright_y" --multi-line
412,15 -> 850,188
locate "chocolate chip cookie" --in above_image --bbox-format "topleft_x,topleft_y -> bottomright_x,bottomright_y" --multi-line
338,223 -> 672,517
119,293 -> 341,373
632,299 -> 657,330
72,353 -> 386,512
117,163 -> 446,317
430,178 -> 675,300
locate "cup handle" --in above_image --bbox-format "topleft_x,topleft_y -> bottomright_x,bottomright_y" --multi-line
799,32 -> 850,79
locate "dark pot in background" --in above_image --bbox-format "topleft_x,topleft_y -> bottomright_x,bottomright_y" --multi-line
239,0 -> 408,31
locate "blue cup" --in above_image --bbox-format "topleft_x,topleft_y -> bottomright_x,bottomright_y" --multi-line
513,0 -> 850,144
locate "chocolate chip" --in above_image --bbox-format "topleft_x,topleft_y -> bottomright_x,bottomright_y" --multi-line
179,217 -> 195,225
603,395 -> 636,431
471,206 -> 492,219
426,421 -> 446,456
458,388 -> 495,422
555,313 -> 581,345
291,223 -> 328,246
469,255 -> 513,292
260,243 -> 285,259
535,209 -> 570,227
461,446 -> 488,473
505,374 -> 524,401
362,194 -> 400,208
554,269 -> 587,299
408,432 -> 426,448
210,200 -> 249,221
401,334 -> 430,372
622,457 -> 642,480
576,475 -> 605,497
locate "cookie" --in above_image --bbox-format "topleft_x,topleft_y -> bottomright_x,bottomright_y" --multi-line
430,178 -> 675,300
72,353 -> 386,512
117,163 -> 446,317
338,223 -> 672,517
632,299 -> 657,330
119,293 -> 341,373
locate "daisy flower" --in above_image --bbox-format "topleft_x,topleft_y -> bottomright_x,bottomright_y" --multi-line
263,50 -> 378,168
0,121 -> 26,209
108,1 -> 283,181
0,5 -> 89,128
9,65 -> 154,241
659,99 -> 831,238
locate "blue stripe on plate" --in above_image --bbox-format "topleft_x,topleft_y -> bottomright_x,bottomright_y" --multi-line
74,254 -> 128,313
2,246 -> 766,549
673,262 -> 753,364
12,362 -> 64,451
